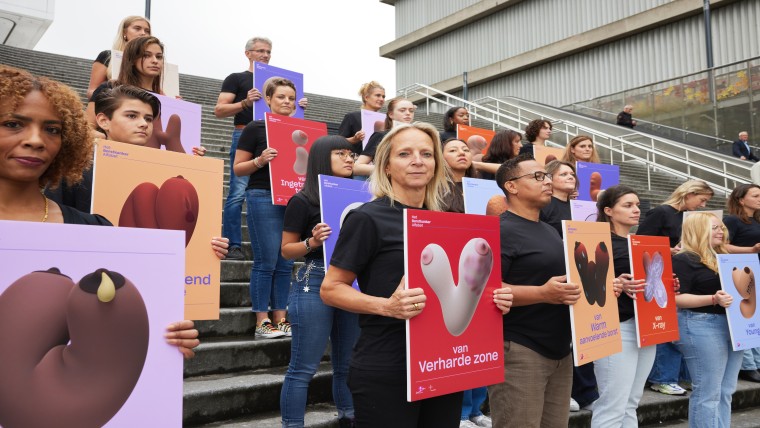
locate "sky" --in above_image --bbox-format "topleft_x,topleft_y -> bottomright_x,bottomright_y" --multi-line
34,0 -> 397,100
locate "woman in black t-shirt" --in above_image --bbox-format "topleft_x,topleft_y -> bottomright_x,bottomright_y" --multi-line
539,160 -> 576,236
440,138 -> 477,213
477,130 -> 522,180
439,106 -> 470,143
323,122 -> 492,428
337,81 -> 386,156
353,98 -> 415,178
673,213 -> 742,427
279,136 -> 361,427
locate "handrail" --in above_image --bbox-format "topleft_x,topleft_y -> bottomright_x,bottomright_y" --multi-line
397,83 -> 751,195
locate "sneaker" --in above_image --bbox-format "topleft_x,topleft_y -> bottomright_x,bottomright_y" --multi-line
226,246 -> 245,261
255,319 -> 286,339
569,398 -> 580,412
581,399 -> 596,412
680,380 -> 694,390
649,382 -> 687,395
470,415 -> 492,427
277,318 -> 292,337
459,421 -> 480,428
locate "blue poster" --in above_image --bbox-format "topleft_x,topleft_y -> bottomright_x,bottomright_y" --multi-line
717,254 -> 760,351
462,177 -> 504,216
576,161 -> 619,202
252,62 -> 305,120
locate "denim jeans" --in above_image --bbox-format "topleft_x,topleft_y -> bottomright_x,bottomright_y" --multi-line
675,310 -> 742,428
222,128 -> 249,248
592,318 -> 657,428
461,387 -> 487,420
280,260 -> 360,427
246,188 -> 292,312
647,341 -> 690,384
741,347 -> 760,370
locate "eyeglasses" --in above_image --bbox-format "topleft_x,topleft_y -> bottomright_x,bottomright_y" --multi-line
507,171 -> 552,182
333,151 -> 358,161
247,49 -> 271,55
711,224 -> 726,231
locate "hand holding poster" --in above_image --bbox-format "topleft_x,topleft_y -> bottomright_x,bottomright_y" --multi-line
404,210 -> 504,401
253,62 -> 305,120
628,235 -> 679,347
0,221 -> 185,427
575,161 -> 620,202
717,254 -> 760,351
457,124 -> 495,155
265,113 -> 328,205
462,177 -> 507,216
562,220 -> 622,365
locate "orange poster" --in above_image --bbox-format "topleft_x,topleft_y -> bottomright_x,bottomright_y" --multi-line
628,235 -> 679,347
533,145 -> 565,166
562,220 -> 622,366
91,140 -> 224,320
457,124 -> 495,155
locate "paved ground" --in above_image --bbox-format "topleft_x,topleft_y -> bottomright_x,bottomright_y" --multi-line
642,406 -> 760,427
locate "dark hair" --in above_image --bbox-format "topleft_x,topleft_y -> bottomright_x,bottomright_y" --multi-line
443,106 -> 467,133
442,138 -> 478,179
483,130 -> 521,163
299,136 -> 355,206
117,36 -> 164,93
264,77 -> 296,98
524,119 -> 552,143
727,184 -> 760,224
93,85 -> 161,135
596,185 -> 639,225
495,153 -> 534,198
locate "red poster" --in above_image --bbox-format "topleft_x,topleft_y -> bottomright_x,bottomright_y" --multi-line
628,235 -> 679,347
264,113 -> 327,205
457,124 -> 495,155
404,210 -> 504,402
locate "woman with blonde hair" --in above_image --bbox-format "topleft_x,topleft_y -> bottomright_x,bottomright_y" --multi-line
338,81 -> 386,156
673,213 -> 741,427
86,16 -> 152,98
353,98 -> 415,177
562,135 -> 600,164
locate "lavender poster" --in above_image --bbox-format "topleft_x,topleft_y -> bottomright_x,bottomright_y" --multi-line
150,94 -> 202,154
570,199 -> 598,222
252,61 -> 305,120
360,109 -> 386,149
576,161 -> 620,202
0,221 -> 185,427
462,177 -> 505,216
717,254 -> 760,351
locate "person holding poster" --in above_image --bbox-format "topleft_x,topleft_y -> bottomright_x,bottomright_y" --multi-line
673,213 -> 742,427
518,119 -> 552,156
591,185 -> 659,427
476,130 -> 522,180
439,106 -> 470,143
0,66 -> 200,358
723,184 -> 760,382
639,180 -> 714,396
353,98 -> 416,177
562,135 -> 601,164
489,154 -> 580,428
234,78 -> 299,338
338,81 -> 386,156
322,122 -> 495,428
86,15 -> 151,98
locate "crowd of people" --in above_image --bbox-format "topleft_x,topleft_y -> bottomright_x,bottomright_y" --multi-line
3,14 -> 760,428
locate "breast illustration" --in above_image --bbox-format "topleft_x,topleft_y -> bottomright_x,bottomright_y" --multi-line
643,251 -> 668,308
574,241 -> 610,307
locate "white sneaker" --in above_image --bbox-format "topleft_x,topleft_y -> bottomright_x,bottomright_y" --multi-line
459,421 -> 479,428
254,318 -> 286,339
569,398 -> 580,412
470,415 -> 492,427
649,382 -> 687,395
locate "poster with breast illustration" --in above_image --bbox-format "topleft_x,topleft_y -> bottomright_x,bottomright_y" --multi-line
360,110 -> 386,149
252,61 -> 304,120
575,161 -> 619,202
404,210 -> 504,401
265,113 -> 327,206
533,145 -> 565,166
629,235 -> 679,347
717,254 -> 760,351
457,124 -> 495,155
91,140 -> 223,320
562,220 -> 622,366
0,221 -> 184,427
462,177 -> 507,216
148,94 -> 202,154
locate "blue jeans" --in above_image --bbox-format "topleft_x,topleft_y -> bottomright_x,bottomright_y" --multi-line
675,310 -> 742,428
280,261 -> 360,427
647,341 -> 690,384
461,387 -> 487,420
222,128 -> 249,248
741,347 -> 760,370
246,188 -> 292,312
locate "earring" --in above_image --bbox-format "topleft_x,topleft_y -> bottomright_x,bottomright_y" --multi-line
123,36 -> 128,41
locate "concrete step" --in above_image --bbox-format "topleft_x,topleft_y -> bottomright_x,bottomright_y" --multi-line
184,335 -> 292,378
189,403 -> 340,428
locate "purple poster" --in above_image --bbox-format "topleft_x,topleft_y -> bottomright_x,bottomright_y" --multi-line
0,221 -> 185,427
360,110 -> 386,149
576,161 -> 620,202
253,61 -> 305,120
318,175 -> 373,282
149,94 -> 202,154
462,177 -> 504,216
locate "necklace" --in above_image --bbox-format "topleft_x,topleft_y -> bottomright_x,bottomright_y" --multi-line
41,194 -> 49,223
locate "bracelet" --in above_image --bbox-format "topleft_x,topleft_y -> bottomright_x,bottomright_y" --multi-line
253,157 -> 263,168
241,99 -> 249,110
303,237 -> 312,253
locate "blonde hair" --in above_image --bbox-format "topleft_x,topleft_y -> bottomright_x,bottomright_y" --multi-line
662,180 -> 714,209
562,135 -> 600,163
679,212 -> 728,272
108,16 -> 151,79
369,122 -> 447,211
358,81 -> 384,102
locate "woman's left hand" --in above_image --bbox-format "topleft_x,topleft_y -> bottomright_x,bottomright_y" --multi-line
493,284 -> 513,314
165,320 -> 200,359
211,237 -> 229,259
192,146 -> 207,156
311,223 -> 331,247
386,277 -> 426,320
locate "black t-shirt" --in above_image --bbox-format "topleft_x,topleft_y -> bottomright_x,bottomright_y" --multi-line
724,215 -> 760,255
95,49 -> 111,67
539,196 -> 571,237
500,211 -> 571,359
282,192 -> 323,261
60,204 -> 113,226
329,196 -> 412,371
220,71 -> 254,126
45,167 -> 94,214
518,143 -> 534,157
361,130 -> 388,159
611,233 -> 635,322
236,120 -> 271,190
637,205 -> 683,248
338,111 -> 364,156
439,130 -> 457,143
672,252 -> 725,315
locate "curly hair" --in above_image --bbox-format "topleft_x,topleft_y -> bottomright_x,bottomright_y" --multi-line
0,66 -> 93,189
524,119 -> 551,143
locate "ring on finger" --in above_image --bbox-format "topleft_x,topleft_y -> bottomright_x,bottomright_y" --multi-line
413,302 -> 420,311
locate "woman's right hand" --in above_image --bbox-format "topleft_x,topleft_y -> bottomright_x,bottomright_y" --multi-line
385,277 -> 426,320
714,290 -> 733,308
311,223 -> 332,247
353,131 -> 365,143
